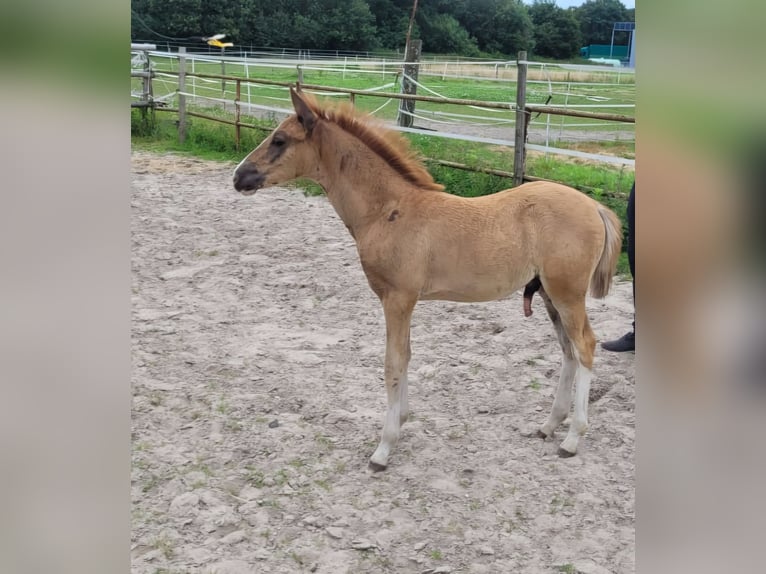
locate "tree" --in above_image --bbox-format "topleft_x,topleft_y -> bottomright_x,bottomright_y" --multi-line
418,13 -> 480,56
200,0 -> 240,41
490,0 -> 535,56
529,0 -> 581,59
131,0 -> 155,40
145,0 -> 202,39
368,0 -> 414,50
457,0 -> 534,56
574,0 -> 632,46
321,0 -> 378,51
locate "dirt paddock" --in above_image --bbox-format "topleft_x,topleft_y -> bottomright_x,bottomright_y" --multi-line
131,150 -> 635,574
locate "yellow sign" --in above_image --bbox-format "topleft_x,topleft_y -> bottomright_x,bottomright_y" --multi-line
207,39 -> 234,48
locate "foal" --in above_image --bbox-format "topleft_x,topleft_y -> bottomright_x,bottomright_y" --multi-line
234,88 -> 622,471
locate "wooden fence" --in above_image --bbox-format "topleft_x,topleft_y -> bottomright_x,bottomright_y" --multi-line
140,48 -> 634,187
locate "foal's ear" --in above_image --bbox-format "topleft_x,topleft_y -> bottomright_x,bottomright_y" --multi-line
290,87 -> 316,135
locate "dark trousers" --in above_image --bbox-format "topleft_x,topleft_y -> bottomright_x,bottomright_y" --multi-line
627,182 -> 635,330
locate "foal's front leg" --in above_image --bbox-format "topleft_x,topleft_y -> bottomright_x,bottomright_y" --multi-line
369,293 -> 415,472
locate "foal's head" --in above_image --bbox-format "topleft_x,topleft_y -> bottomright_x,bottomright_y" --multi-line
234,86 -> 443,196
233,88 -> 320,195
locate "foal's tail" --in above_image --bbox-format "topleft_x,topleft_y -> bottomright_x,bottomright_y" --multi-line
590,206 -> 623,298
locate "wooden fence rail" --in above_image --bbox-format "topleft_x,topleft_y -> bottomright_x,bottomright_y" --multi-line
143,51 -> 634,186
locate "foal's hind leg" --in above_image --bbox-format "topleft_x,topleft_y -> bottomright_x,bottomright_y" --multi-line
537,291 -> 577,439
369,292 -> 416,472
399,327 -> 412,426
554,299 -> 597,457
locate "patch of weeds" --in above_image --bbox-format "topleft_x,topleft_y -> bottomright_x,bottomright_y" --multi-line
333,460 -> 347,473
468,500 -> 481,511
216,397 -> 228,414
430,548 -> 443,560
260,528 -> 271,539
314,478 -> 331,491
149,392 -> 163,407
363,438 -> 377,450
224,418 -> 243,432
151,533 -> 175,560
274,468 -> 290,486
289,551 -> 304,565
447,429 -> 463,440
368,554 -> 393,568
288,458 -> 306,469
254,416 -> 269,424
556,564 -> 578,574
245,466 -> 265,487
525,357 -> 538,366
132,507 -> 148,523
142,473 -> 160,493
134,441 -> 151,452
550,495 -> 575,514
314,433 -> 334,450
528,379 -> 541,390
191,458 -> 213,477
445,520 -> 463,535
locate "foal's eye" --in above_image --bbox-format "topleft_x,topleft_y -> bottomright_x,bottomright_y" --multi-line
271,134 -> 286,147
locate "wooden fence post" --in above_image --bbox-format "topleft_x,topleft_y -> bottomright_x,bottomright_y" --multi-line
178,47 -> 187,144
397,39 -> 422,128
221,47 -> 226,96
235,79 -> 241,151
513,50 -> 528,186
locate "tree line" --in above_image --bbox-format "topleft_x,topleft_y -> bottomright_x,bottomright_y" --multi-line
131,0 -> 634,60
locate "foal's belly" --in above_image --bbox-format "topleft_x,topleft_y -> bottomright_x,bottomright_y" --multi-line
418,271 -> 532,303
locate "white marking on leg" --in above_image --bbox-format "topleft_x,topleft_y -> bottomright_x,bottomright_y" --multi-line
370,296 -> 414,470
541,354 -> 576,437
560,363 -> 592,454
370,381 -> 401,468
398,372 -> 409,425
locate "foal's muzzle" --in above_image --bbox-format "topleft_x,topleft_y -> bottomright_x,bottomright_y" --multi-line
233,165 -> 265,195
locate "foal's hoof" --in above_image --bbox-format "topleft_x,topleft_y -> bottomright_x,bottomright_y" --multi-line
557,446 -> 577,458
536,429 -> 550,440
368,460 -> 387,473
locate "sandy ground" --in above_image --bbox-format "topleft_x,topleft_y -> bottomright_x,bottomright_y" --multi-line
131,150 -> 635,574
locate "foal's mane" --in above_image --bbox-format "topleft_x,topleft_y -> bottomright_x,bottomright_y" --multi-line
301,92 -> 444,192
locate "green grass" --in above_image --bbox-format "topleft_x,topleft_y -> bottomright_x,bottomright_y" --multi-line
138,53 -> 634,129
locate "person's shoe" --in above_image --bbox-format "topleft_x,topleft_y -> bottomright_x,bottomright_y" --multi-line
601,331 -> 635,352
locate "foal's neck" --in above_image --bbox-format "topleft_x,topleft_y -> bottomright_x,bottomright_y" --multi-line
313,122 -> 408,233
